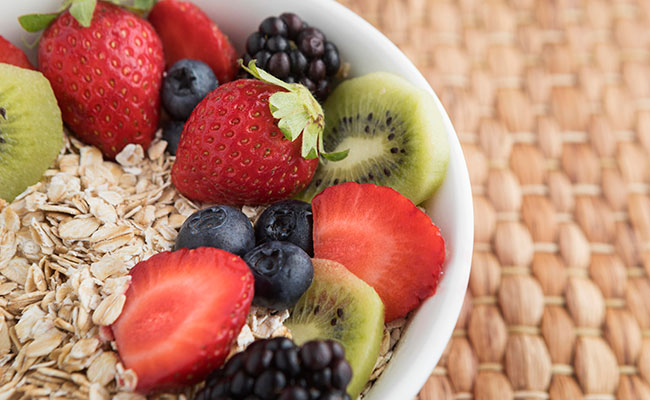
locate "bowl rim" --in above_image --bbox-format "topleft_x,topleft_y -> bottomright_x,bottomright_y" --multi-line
311,2 -> 474,398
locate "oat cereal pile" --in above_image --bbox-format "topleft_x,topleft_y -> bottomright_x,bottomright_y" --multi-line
0,133 -> 402,400
0,133 -> 289,399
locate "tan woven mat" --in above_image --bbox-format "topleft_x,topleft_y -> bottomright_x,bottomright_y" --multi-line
338,0 -> 650,399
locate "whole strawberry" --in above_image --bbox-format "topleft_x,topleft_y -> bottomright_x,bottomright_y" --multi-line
171,62 -> 346,205
35,1 -> 164,159
148,0 -> 238,84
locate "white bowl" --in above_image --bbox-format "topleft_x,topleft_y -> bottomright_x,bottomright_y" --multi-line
1,1 -> 473,398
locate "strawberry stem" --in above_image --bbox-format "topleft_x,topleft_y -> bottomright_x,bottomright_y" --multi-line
240,60 -> 348,161
19,0 -> 155,33
69,0 -> 97,28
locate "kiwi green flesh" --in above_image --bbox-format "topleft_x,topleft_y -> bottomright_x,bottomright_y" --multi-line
0,63 -> 63,202
286,258 -> 384,399
296,72 -> 450,205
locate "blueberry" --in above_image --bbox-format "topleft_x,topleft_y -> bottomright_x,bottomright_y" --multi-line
243,241 -> 313,310
255,200 -> 313,255
162,119 -> 184,155
174,206 -> 255,256
162,59 -> 218,121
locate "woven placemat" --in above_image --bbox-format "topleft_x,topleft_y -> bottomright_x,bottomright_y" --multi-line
338,0 -> 650,399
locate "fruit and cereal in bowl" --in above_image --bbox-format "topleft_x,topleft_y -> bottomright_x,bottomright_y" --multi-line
0,1 -> 473,399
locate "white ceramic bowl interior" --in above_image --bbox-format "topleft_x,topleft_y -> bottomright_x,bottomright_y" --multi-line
0,1 -> 473,398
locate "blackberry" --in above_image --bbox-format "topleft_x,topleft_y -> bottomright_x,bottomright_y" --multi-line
194,338 -> 353,400
241,13 -> 341,101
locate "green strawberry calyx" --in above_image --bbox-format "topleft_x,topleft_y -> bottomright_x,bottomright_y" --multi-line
19,0 -> 155,32
241,60 -> 348,161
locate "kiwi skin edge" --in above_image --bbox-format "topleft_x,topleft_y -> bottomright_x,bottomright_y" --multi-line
296,72 -> 450,205
286,258 -> 385,399
0,63 -> 63,202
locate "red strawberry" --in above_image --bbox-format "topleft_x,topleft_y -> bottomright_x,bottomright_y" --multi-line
110,247 -> 254,393
172,63 -> 345,205
0,35 -> 34,70
312,182 -> 446,322
172,79 -> 318,205
38,1 -> 164,159
148,0 -> 238,83
172,58 -> 336,205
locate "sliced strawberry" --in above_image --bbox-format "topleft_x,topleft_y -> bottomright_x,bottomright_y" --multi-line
0,35 -> 34,70
110,247 -> 254,393
148,0 -> 238,83
312,182 -> 446,322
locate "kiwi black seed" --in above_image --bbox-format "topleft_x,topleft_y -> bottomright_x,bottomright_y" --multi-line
0,63 -> 63,201
296,72 -> 450,205
0,107 -> 6,144
286,258 -> 384,399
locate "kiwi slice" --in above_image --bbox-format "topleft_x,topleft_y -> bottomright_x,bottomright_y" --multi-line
0,63 -> 63,201
297,72 -> 450,205
286,258 -> 384,398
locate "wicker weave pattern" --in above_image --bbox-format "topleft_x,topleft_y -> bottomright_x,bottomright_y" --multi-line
338,0 -> 650,399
